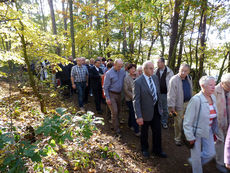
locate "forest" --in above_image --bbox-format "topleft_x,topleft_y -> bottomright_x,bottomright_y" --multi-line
0,0 -> 230,172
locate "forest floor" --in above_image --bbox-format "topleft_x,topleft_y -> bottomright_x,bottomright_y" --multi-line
0,79 -> 219,173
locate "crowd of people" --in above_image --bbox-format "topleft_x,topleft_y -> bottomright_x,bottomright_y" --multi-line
55,56 -> 230,173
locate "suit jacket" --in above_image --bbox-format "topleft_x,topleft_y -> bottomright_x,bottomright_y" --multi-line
133,74 -> 162,121
89,66 -> 103,89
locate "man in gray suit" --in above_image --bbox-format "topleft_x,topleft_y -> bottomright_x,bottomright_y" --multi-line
133,61 -> 167,158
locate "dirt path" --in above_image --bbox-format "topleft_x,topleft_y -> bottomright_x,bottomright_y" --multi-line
0,80 -> 219,173
83,95 -> 219,173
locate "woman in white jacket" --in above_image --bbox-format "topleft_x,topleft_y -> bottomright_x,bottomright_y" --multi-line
183,76 -> 219,173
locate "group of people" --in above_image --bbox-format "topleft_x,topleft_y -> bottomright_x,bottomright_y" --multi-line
57,56 -> 230,173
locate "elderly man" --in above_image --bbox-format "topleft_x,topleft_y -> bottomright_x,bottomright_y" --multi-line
168,63 -> 193,146
103,59 -> 126,136
155,58 -> 174,129
215,73 -> 230,173
133,61 -> 166,158
71,57 -> 89,111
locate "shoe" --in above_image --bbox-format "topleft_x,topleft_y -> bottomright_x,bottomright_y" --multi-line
120,119 -> 125,124
153,152 -> 167,158
142,151 -> 150,158
80,107 -> 85,112
135,132 -> 141,137
216,163 -> 228,173
187,158 -> 192,165
162,124 -> 168,129
115,130 -> 122,138
175,141 -> 182,146
129,127 -> 134,131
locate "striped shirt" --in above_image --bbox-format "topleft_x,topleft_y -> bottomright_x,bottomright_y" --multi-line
209,104 -> 217,126
71,65 -> 88,82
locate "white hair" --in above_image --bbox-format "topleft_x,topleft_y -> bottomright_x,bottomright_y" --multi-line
114,59 -> 123,64
137,66 -> 142,70
199,76 -> 216,87
221,73 -> 230,83
143,61 -> 153,69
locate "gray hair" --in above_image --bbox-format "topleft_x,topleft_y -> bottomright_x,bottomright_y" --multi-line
114,59 -> 123,64
199,76 -> 216,87
180,63 -> 190,70
143,60 -> 153,69
221,73 -> 230,83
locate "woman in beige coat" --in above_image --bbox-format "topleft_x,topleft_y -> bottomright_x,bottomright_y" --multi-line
215,73 -> 230,173
123,64 -> 140,136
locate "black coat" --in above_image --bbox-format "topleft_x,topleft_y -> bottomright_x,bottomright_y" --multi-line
89,66 -> 103,90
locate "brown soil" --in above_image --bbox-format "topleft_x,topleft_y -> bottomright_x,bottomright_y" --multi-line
0,80 -> 219,173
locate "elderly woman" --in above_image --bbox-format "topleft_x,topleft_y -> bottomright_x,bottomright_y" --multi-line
123,64 -> 140,136
183,76 -> 219,173
215,73 -> 230,173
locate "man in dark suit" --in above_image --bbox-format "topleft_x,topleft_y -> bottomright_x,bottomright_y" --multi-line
89,59 -> 104,114
133,61 -> 167,158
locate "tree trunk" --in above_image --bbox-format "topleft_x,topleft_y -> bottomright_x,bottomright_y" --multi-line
104,0 -> 110,57
217,51 -> 229,83
147,34 -> 158,60
168,0 -> 182,69
137,21 -> 143,62
69,0 -> 76,59
129,21 -> 134,58
176,33 -> 184,72
19,21 -> 46,113
48,0 -> 61,55
189,9 -> 197,67
170,5 -> 190,71
96,0 -> 102,56
39,0 -> 46,31
122,15 -> 127,57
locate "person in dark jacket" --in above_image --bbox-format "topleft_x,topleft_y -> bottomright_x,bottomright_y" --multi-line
90,59 -> 104,114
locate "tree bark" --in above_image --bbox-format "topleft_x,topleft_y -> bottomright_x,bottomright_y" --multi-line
122,15 -> 127,57
19,21 -> 46,113
168,0 -> 182,69
137,21 -> 143,62
176,33 -> 184,72
104,0 -> 110,57
170,5 -> 190,71
48,0 -> 61,55
128,21 -> 134,58
217,51 -> 229,83
39,0 -> 46,31
69,0 -> 76,59
147,34 -> 158,60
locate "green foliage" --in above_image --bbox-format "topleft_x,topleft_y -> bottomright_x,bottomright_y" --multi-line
0,107 -> 104,172
0,128 -> 44,173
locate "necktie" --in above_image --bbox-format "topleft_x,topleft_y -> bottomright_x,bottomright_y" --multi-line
149,77 -> 157,104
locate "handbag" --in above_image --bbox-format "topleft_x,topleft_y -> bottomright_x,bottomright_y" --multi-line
183,97 -> 201,149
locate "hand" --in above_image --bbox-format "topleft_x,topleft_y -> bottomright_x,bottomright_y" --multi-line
136,118 -> 144,126
189,140 -> 196,145
106,99 -> 111,105
225,164 -> 230,169
169,107 -> 175,113
72,84 -> 76,89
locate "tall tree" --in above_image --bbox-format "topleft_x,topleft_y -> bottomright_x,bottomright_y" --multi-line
168,0 -> 182,70
48,0 -> 60,55
69,0 -> 76,59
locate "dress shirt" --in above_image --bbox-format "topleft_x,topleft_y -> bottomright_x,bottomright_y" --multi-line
143,73 -> 157,100
103,67 -> 126,99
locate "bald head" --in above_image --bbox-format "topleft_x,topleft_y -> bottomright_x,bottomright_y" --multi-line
114,59 -> 123,71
